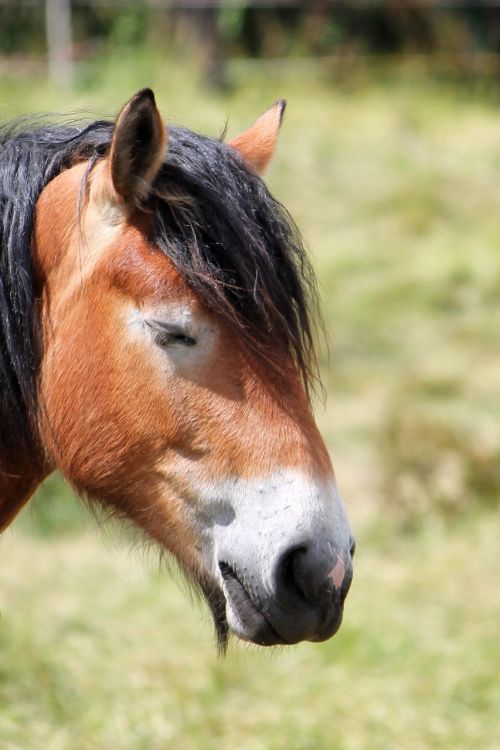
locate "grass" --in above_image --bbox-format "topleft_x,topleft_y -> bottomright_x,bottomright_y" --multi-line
1,50 -> 499,748
1,514 -> 499,750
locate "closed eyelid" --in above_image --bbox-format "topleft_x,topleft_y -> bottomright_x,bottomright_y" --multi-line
146,319 -> 190,333
145,319 -> 197,346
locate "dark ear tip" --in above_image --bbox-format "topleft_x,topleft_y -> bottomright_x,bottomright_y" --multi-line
133,87 -> 156,107
276,99 -> 287,124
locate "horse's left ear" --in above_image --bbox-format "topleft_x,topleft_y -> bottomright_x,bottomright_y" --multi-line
109,88 -> 167,205
229,100 -> 286,174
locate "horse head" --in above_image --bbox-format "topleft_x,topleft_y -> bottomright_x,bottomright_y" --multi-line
5,89 -> 354,648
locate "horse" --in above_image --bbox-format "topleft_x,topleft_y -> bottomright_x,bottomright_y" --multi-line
0,89 -> 354,650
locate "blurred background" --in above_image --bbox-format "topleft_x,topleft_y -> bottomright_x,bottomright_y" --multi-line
0,2 -> 499,749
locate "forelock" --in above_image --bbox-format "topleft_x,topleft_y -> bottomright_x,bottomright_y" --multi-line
149,126 -> 321,396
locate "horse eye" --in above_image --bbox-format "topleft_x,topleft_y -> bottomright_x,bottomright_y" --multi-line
155,331 -> 196,348
171,332 -> 196,347
147,321 -> 196,348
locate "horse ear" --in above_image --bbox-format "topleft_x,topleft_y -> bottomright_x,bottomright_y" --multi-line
229,100 -> 286,174
109,88 -> 167,205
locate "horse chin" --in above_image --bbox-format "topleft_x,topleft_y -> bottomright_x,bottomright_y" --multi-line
197,567 -> 283,650
219,563 -> 286,647
197,574 -> 230,654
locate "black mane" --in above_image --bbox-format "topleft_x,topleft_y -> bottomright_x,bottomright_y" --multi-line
0,116 -> 320,459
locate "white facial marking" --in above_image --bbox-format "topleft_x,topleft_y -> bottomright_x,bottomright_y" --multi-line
180,469 -> 351,635
183,467 -> 348,565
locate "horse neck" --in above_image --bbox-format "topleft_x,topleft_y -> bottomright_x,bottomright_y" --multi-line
0,449 -> 49,532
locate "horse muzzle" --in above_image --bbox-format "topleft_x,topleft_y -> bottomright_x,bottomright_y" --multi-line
218,535 -> 355,646
194,470 -> 354,646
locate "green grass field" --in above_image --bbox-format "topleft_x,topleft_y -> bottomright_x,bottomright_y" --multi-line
1,52 -> 499,749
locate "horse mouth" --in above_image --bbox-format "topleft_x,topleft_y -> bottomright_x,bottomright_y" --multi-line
218,562 -> 286,647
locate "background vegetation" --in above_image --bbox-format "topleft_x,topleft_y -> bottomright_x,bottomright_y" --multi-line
0,13 -> 499,749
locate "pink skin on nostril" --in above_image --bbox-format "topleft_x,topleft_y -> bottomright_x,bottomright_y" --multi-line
327,557 -> 346,590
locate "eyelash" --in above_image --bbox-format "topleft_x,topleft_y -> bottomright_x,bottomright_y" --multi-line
146,321 -> 197,348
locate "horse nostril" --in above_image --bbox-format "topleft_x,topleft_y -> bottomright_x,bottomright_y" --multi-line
281,546 -> 310,603
280,543 -> 354,609
276,542 -> 353,641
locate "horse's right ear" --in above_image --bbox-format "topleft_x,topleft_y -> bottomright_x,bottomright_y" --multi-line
108,88 -> 167,206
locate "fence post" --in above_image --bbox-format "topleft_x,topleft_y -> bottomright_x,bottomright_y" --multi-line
45,0 -> 73,87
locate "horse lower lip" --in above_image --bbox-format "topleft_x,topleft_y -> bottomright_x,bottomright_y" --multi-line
219,562 -> 346,646
219,563 -> 285,646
